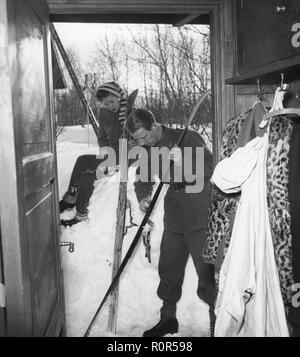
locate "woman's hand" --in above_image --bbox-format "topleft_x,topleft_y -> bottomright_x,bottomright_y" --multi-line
128,139 -> 139,149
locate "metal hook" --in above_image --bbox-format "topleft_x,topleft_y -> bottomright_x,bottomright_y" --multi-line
257,78 -> 260,92
280,73 -> 285,90
256,78 -> 263,101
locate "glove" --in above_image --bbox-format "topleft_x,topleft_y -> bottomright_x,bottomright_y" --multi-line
142,219 -> 154,263
139,196 -> 151,213
128,139 -> 138,150
96,165 -> 117,179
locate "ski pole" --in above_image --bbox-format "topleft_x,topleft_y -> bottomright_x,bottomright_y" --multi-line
83,91 -> 210,337
50,23 -> 99,137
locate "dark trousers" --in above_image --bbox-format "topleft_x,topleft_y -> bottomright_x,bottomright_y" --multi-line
66,153 -> 130,215
158,229 -> 216,319
158,187 -> 216,319
75,171 -> 97,214
67,155 -> 101,214
68,155 -> 100,191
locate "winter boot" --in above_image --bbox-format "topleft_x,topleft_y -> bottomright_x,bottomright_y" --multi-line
61,212 -> 88,227
59,190 -> 77,213
59,200 -> 76,212
143,318 -> 178,337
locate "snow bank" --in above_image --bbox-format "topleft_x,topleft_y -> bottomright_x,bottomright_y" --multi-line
57,125 -> 98,145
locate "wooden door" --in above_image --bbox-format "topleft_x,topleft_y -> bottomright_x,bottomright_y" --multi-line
0,0 -> 65,336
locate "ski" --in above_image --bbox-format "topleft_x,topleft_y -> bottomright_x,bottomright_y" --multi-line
107,90 -> 138,334
50,23 -> 99,137
107,153 -> 127,334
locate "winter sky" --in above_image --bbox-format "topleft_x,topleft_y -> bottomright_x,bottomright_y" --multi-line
54,23 -> 150,71
54,22 -> 210,88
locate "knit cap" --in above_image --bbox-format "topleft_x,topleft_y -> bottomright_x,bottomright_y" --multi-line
96,81 -> 127,126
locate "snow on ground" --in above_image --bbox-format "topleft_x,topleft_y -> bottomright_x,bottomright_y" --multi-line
57,125 -> 210,337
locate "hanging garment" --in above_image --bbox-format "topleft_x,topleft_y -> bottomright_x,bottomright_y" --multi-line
203,114 -> 295,307
288,120 -> 300,333
204,95 -> 284,268
203,103 -> 266,266
212,134 -> 289,337
236,101 -> 267,148
265,116 -> 294,306
202,112 -> 248,267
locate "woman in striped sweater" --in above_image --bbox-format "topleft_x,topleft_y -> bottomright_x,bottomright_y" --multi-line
60,81 -> 127,226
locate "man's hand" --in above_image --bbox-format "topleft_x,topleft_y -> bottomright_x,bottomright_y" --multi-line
96,165 -> 106,180
169,146 -> 183,167
139,196 -> 151,213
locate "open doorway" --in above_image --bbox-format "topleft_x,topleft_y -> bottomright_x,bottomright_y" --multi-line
0,0 -> 234,337
54,21 -> 213,183
53,21 -> 214,337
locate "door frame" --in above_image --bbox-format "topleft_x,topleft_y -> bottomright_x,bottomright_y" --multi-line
0,0 -> 26,336
48,0 -> 236,163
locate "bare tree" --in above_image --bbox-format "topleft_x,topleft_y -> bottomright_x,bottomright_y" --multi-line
125,24 -> 212,144
57,25 -> 212,146
54,48 -> 87,137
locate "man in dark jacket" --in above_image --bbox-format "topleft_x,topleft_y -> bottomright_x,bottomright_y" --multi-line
126,108 -> 216,337
60,81 -> 127,226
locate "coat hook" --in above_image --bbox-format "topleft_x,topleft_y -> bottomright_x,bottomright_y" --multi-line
280,73 -> 285,90
256,78 -> 260,92
256,78 -> 263,101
